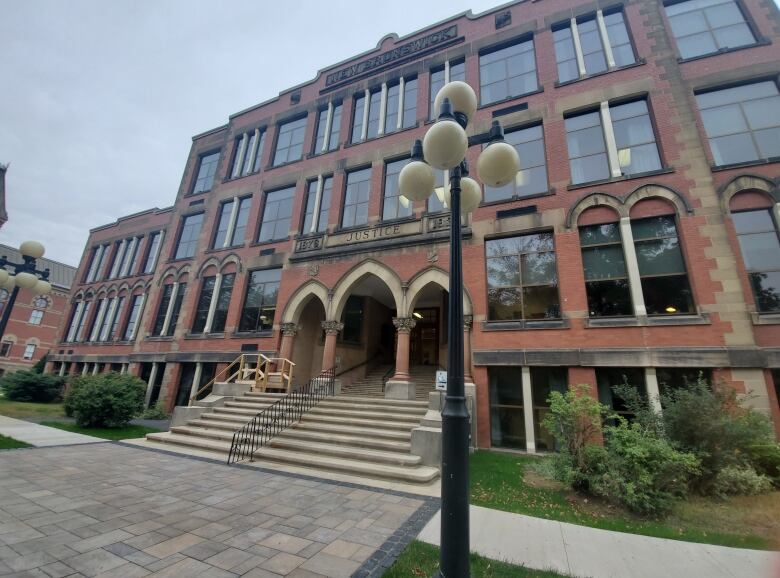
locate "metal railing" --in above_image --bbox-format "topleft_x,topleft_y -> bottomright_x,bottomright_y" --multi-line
227,368 -> 336,465
190,353 -> 295,405
381,365 -> 395,392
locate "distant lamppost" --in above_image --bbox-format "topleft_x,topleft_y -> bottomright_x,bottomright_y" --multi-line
398,82 -> 519,578
0,241 -> 53,341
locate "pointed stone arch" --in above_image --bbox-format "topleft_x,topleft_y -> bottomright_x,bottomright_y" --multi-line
281,280 -> 331,324
331,260 -> 404,320
196,257 -> 221,278
220,253 -> 243,273
405,267 -> 473,316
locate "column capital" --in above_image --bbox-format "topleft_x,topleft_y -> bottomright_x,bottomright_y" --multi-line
280,322 -> 299,337
463,315 -> 473,331
392,317 -> 417,333
321,320 -> 344,335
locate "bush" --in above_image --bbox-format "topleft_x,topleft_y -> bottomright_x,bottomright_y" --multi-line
746,444 -> 780,487
586,421 -> 700,517
0,370 -> 64,402
661,378 -> 774,494
140,402 -> 169,420
64,373 -> 146,427
710,465 -> 773,498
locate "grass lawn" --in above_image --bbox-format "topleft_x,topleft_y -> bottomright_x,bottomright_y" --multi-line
471,450 -> 779,550
39,421 -> 162,441
383,540 -> 568,578
0,397 -> 65,419
0,434 -> 32,449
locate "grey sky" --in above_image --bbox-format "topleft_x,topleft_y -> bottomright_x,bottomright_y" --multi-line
0,0 -> 503,267
2,1 -> 778,267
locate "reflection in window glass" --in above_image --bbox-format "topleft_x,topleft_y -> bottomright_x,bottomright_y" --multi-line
484,125 -> 548,201
732,209 -> 780,312
596,368 -> 645,422
665,0 -> 755,59
273,117 -> 307,166
342,168 -> 371,228
351,94 -> 365,144
175,214 -> 204,260
212,201 -> 234,249
486,232 -> 560,320
657,368 -> 712,399
565,111 -> 610,184
696,81 -> 780,166
579,223 -> 633,316
611,100 -> 662,175
631,215 -> 694,315
479,39 -> 538,105
530,367 -> 568,451
383,159 -> 413,221
489,366 -> 526,449
239,269 -> 281,332
258,187 -> 295,243
192,151 -> 220,194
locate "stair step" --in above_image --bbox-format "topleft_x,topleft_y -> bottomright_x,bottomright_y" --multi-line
277,428 -> 411,452
186,419 -> 245,432
171,425 -> 235,442
317,399 -> 426,415
308,406 -> 424,423
293,421 -> 411,441
254,447 -> 439,484
268,438 -> 421,466
334,395 -> 428,408
147,432 -> 231,452
300,413 -> 418,431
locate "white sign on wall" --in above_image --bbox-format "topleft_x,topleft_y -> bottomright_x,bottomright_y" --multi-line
435,370 -> 447,391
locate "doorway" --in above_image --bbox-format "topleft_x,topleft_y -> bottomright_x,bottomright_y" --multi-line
410,308 -> 439,366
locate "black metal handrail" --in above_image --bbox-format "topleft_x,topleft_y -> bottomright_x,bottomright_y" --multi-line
227,368 -> 335,465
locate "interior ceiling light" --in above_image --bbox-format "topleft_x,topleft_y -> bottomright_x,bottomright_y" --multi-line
665,306 -> 677,313
413,311 -> 423,319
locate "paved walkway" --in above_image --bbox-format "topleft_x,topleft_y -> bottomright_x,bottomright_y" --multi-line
0,416 -> 104,447
419,504 -> 780,578
0,443 -> 436,577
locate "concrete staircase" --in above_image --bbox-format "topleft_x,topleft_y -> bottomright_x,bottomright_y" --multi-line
341,364 -> 438,400
146,390 -> 439,485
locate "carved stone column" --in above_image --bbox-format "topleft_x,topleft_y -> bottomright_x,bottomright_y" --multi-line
320,320 -> 343,371
278,323 -> 298,361
463,315 -> 474,384
386,317 -> 417,400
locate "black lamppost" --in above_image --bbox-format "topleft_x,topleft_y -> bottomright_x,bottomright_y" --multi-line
0,241 -> 53,341
398,82 -> 519,577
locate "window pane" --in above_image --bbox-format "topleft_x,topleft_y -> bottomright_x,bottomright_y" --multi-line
175,213 -> 204,259
479,40 -> 537,105
641,275 -> 694,314
193,152 -> 219,194
570,154 -> 610,184
700,104 -> 747,137
521,252 -> 557,285
328,104 -> 342,150
383,158 -> 413,221
586,279 -> 633,317
366,91 -> 381,139
487,256 -> 520,288
231,197 -> 251,245
732,209 -> 775,234
635,238 -> 687,276
557,59 -> 579,83
315,109 -> 328,152
751,271 -> 780,312
384,84 -> 400,134
582,246 -> 627,280
488,287 -> 523,320
713,23 -> 754,49
677,31 -> 718,59
710,133 -> 759,165
754,128 -> 780,159
737,232 -> 780,270
580,222 -> 621,245
258,187 -> 295,242
351,95 -> 365,143
567,124 -> 607,158
273,117 -> 307,166
342,169 -> 372,227
523,286 -> 560,319
631,215 -> 679,240
213,201 -> 234,249
403,78 -> 417,128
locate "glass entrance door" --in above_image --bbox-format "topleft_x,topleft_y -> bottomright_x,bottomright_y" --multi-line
410,308 -> 439,366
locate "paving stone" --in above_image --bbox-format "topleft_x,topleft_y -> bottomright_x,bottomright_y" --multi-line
321,540 -> 362,560
260,552 -> 306,575
204,546 -> 256,571
71,530 -> 134,553
4,551 -> 57,572
142,533 -> 203,559
180,540 -> 229,561
64,549 -> 127,577
92,561 -> 150,578
37,560 -> 77,578
242,568 -> 283,578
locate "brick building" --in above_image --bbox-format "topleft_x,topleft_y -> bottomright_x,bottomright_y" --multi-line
50,0 -> 780,450
1,244 -> 76,374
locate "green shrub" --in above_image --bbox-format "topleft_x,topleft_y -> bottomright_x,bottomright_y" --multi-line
661,378 -> 774,494
140,402 -> 169,420
746,444 -> 780,487
32,353 -> 48,374
710,465 -> 773,498
64,373 -> 146,427
587,421 -> 700,517
0,370 -> 64,402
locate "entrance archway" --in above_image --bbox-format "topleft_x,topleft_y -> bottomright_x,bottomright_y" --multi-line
290,296 -> 326,384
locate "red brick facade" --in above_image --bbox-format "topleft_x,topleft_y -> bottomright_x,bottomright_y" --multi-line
49,0 -> 780,446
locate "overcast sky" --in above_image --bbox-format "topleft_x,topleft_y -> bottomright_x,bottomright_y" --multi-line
0,0 -> 504,267
3,1 -> 778,267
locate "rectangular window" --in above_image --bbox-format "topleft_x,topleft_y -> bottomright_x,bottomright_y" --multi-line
484,124 -> 548,202
108,296 -> 125,340
430,61 -> 465,119
273,117 -> 307,166
315,103 -> 342,153
489,366 -> 526,449
253,130 -> 267,173
579,223 -> 633,317
631,215 -> 694,315
366,90 -> 382,140
402,78 -> 417,129
0,341 -> 12,357
23,344 -> 36,360
479,38 -> 538,105
258,187 -> 295,243
85,244 -> 108,283
174,213 -> 204,260
192,151 -> 220,194
231,197 -> 251,246
191,276 -> 216,334
427,170 -> 448,214
108,241 -> 126,279
486,232 -> 560,320
351,94 -> 366,144
213,200 -> 234,249
123,294 -> 143,341
340,295 -> 363,344
98,297 -> 116,341
65,302 -> 84,342
696,81 -> 780,166
239,269 -> 281,332
342,168 -> 371,228
28,310 -> 44,325
597,367 -> 646,421
383,158 -> 413,221
143,232 -> 162,274
566,100 -> 661,184
75,301 -> 91,342
665,0 -> 756,60
119,237 -> 140,277
384,83 -> 401,135
152,284 -> 173,336
211,273 -> 235,333
732,209 -> 780,312
530,367 -> 568,451
89,298 -> 107,342
303,177 -> 332,234
166,283 -> 186,337
128,237 -> 143,276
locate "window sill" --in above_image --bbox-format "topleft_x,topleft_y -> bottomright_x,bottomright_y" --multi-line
554,60 -> 646,89
222,169 -> 261,184
479,190 -> 555,209
750,312 -> 780,325
250,237 -> 290,248
146,336 -> 174,342
478,87 -> 544,111
585,313 -> 710,328
566,167 -> 675,191
343,123 -> 421,149
711,156 -> 780,172
204,244 -> 246,255
231,331 -> 273,338
184,332 -> 226,339
677,40 -> 771,64
294,231 -> 327,240
481,319 -> 568,331
184,190 -> 210,198
167,256 -> 195,264
307,145 -> 342,159
265,158 -> 304,171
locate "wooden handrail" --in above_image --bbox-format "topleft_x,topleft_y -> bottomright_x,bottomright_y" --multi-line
189,352 -> 293,405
